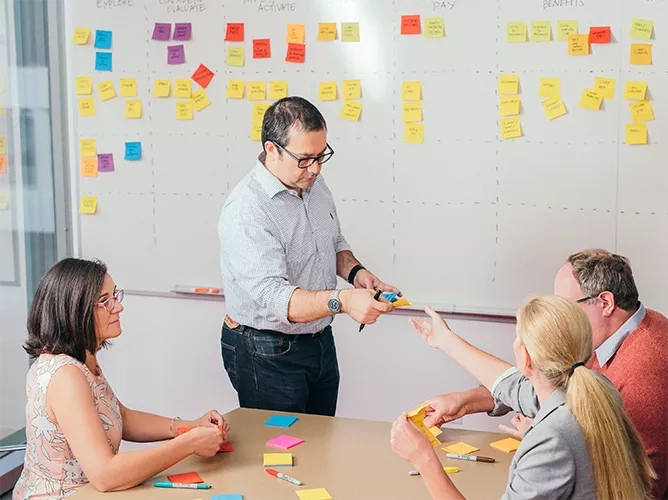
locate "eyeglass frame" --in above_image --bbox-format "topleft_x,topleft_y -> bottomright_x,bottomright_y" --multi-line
270,141 -> 335,169
96,289 -> 124,312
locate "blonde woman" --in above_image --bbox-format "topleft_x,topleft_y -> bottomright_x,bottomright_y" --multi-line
391,296 -> 655,500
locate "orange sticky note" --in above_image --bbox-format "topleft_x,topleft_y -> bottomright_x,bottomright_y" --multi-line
225,23 -> 244,42
286,24 -> 305,43
81,157 -> 98,177
490,437 -> 521,453
589,26 -> 610,43
253,38 -> 271,59
0,155 -> 7,174
401,15 -> 421,35
286,43 -> 305,63
630,43 -> 652,65
568,34 -> 589,55
167,472 -> 203,484
191,64 -> 214,88
444,442 -> 480,455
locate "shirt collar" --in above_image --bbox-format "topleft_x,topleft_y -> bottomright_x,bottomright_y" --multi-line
525,389 -> 567,435
594,302 -> 646,367
252,160 -> 290,199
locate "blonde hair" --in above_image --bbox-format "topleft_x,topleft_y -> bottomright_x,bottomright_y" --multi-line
517,295 -> 656,500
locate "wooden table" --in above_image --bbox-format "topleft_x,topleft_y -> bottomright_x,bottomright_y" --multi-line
72,408 -> 512,499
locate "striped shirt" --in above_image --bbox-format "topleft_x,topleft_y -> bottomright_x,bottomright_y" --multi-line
218,160 -> 350,334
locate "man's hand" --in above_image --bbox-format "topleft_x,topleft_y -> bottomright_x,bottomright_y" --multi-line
421,393 -> 469,428
498,413 -> 533,440
340,289 -> 393,324
354,269 -> 400,295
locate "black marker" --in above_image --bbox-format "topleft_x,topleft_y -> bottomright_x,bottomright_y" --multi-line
359,290 -> 382,332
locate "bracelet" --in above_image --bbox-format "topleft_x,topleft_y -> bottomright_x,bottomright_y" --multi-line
347,264 -> 366,285
169,416 -> 182,436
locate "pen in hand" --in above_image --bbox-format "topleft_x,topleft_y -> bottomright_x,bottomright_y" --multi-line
359,289 -> 383,332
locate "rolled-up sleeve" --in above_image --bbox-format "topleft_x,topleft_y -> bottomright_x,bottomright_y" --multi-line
488,368 -> 541,418
332,203 -> 351,254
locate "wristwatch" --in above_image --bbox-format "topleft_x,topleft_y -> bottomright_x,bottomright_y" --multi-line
328,290 -> 342,314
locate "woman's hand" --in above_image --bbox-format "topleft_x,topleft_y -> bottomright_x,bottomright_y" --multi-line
390,413 -> 437,467
409,305 -> 455,350
194,410 -> 230,440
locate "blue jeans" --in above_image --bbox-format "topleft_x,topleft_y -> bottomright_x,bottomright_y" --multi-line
220,320 -> 340,416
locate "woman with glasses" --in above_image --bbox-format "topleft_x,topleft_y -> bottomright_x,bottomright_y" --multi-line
13,258 -> 230,499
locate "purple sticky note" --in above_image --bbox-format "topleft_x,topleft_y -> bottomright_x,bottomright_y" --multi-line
167,45 -> 185,64
173,23 -> 192,41
152,23 -> 171,41
97,153 -> 115,173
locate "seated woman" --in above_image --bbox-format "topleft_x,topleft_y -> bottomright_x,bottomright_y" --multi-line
13,258 -> 230,499
390,296 -> 655,500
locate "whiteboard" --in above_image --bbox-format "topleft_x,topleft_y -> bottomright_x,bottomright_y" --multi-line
65,0 -> 668,316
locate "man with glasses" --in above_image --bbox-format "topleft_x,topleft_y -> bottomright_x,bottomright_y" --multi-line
218,96 -> 399,417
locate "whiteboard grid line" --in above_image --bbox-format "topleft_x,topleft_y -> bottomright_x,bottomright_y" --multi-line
142,1 -> 158,248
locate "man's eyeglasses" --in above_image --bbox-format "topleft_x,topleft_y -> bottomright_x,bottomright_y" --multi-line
272,141 -> 334,169
575,295 -> 595,303
96,289 -> 124,312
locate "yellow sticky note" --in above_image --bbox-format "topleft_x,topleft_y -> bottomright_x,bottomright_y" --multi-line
119,78 -> 137,97
430,426 -> 443,437
341,22 -> 360,42
78,97 -> 96,117
626,124 -> 648,145
263,453 -> 293,467
556,20 -> 578,41
317,23 -> 337,41
124,100 -> 142,119
226,80 -> 246,99
81,157 -> 98,177
252,103 -> 271,123
404,123 -> 424,145
499,96 -> 521,117
72,28 -> 91,45
296,489 -> 332,500
444,442 -> 480,455
623,81 -> 647,100
0,137 -> 5,155
568,34 -> 589,55
630,19 -> 653,40
392,297 -> 412,307
318,82 -> 337,101
402,81 -> 422,101
174,79 -> 192,98
497,74 -> 519,95
153,80 -> 171,97
539,77 -> 560,98
286,24 -> 305,43
490,437 -> 521,453
269,81 -> 288,100
176,100 -> 194,120
499,117 -> 522,139
342,80 -> 361,100
402,102 -> 423,122
80,139 -> 97,157
75,77 -> 93,95
593,77 -> 616,99
0,193 -> 8,210
629,101 -> 654,123
407,406 -> 441,446
530,21 -> 551,42
191,88 -> 211,112
424,17 -> 445,38
340,101 -> 363,121
542,97 -> 567,120
79,196 -> 98,215
97,80 -> 116,101
226,47 -> 245,67
579,90 -> 603,111
248,81 -> 267,101
506,22 -> 527,43
250,122 -> 262,141
630,43 -> 652,65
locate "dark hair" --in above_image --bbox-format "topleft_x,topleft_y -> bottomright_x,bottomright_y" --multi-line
261,96 -> 327,149
24,257 -> 108,363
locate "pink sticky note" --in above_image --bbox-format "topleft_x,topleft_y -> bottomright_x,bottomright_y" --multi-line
266,434 -> 305,450
152,23 -> 171,41
97,153 -> 114,173
173,22 -> 192,41
168,45 -> 185,64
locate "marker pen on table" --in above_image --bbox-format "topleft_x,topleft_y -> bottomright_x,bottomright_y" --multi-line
445,453 -> 495,463
153,482 -> 212,489
266,468 -> 303,486
408,466 -> 458,476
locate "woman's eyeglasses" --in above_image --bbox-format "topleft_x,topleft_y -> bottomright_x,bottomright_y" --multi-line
96,289 -> 124,312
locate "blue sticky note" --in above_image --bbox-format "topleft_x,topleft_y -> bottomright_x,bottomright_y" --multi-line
211,495 -> 243,500
124,142 -> 141,161
94,30 -> 112,49
95,52 -> 112,71
382,292 -> 399,302
264,415 -> 298,428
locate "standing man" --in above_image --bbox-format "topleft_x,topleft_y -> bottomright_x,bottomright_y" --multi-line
218,96 -> 399,416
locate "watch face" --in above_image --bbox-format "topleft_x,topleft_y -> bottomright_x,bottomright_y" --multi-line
328,298 -> 340,312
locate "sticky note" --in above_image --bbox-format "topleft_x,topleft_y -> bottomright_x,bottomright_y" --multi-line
404,123 -> 424,145
225,23 -> 244,42
173,22 -> 192,41
286,24 -> 305,43
174,79 -> 192,98
124,100 -> 142,118
630,43 -> 652,65
506,22 -> 527,43
630,19 -> 653,40
153,80 -> 171,97
167,472 -> 203,484
557,20 -> 578,41
124,142 -> 141,161
629,101 -> 654,123
252,103 -> 271,123
499,117 -> 522,139
407,405 -> 440,445
318,82 -> 337,101
176,100 -> 194,120
248,81 -> 266,101
296,489 -> 332,500
0,137 -> 5,155
568,34 -> 589,55
95,52 -> 112,71
342,80 -> 361,100
79,196 -> 98,215
263,453 -> 293,467
499,97 -> 520,117
266,435 -> 305,450
168,45 -> 185,64
497,74 -> 519,95
269,81 -> 288,100
542,97 -> 567,120
97,80 -> 116,101
80,139 -> 97,157
424,17 -> 444,38
119,78 -> 137,97
152,23 -> 171,41
430,426 -> 443,437
0,191 -> 8,208
402,81 -> 422,101
626,124 -> 648,145
265,415 -> 298,428
94,30 -> 112,49
443,442 -> 480,455
97,153 -> 114,173
191,88 -> 211,111
226,47 -> 245,67
579,90 -> 603,111
392,297 -> 412,307
401,15 -> 421,35
0,157 -> 6,175
219,441 -> 234,453
286,43 -> 305,63
226,80 -> 246,99
75,76 -> 93,95
78,97 -> 96,117
593,77 -> 616,99
490,437 -> 521,453
81,157 -> 98,177
341,22 -> 360,42
539,77 -> 560,98
340,101 -> 363,121
253,39 -> 271,59
211,495 -> 243,500
623,81 -> 647,100
530,21 -> 551,42
191,63 -> 214,88
72,28 -> 91,45
250,122 -> 262,141
402,102 -> 423,122
317,23 -> 337,41
589,26 -> 610,44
